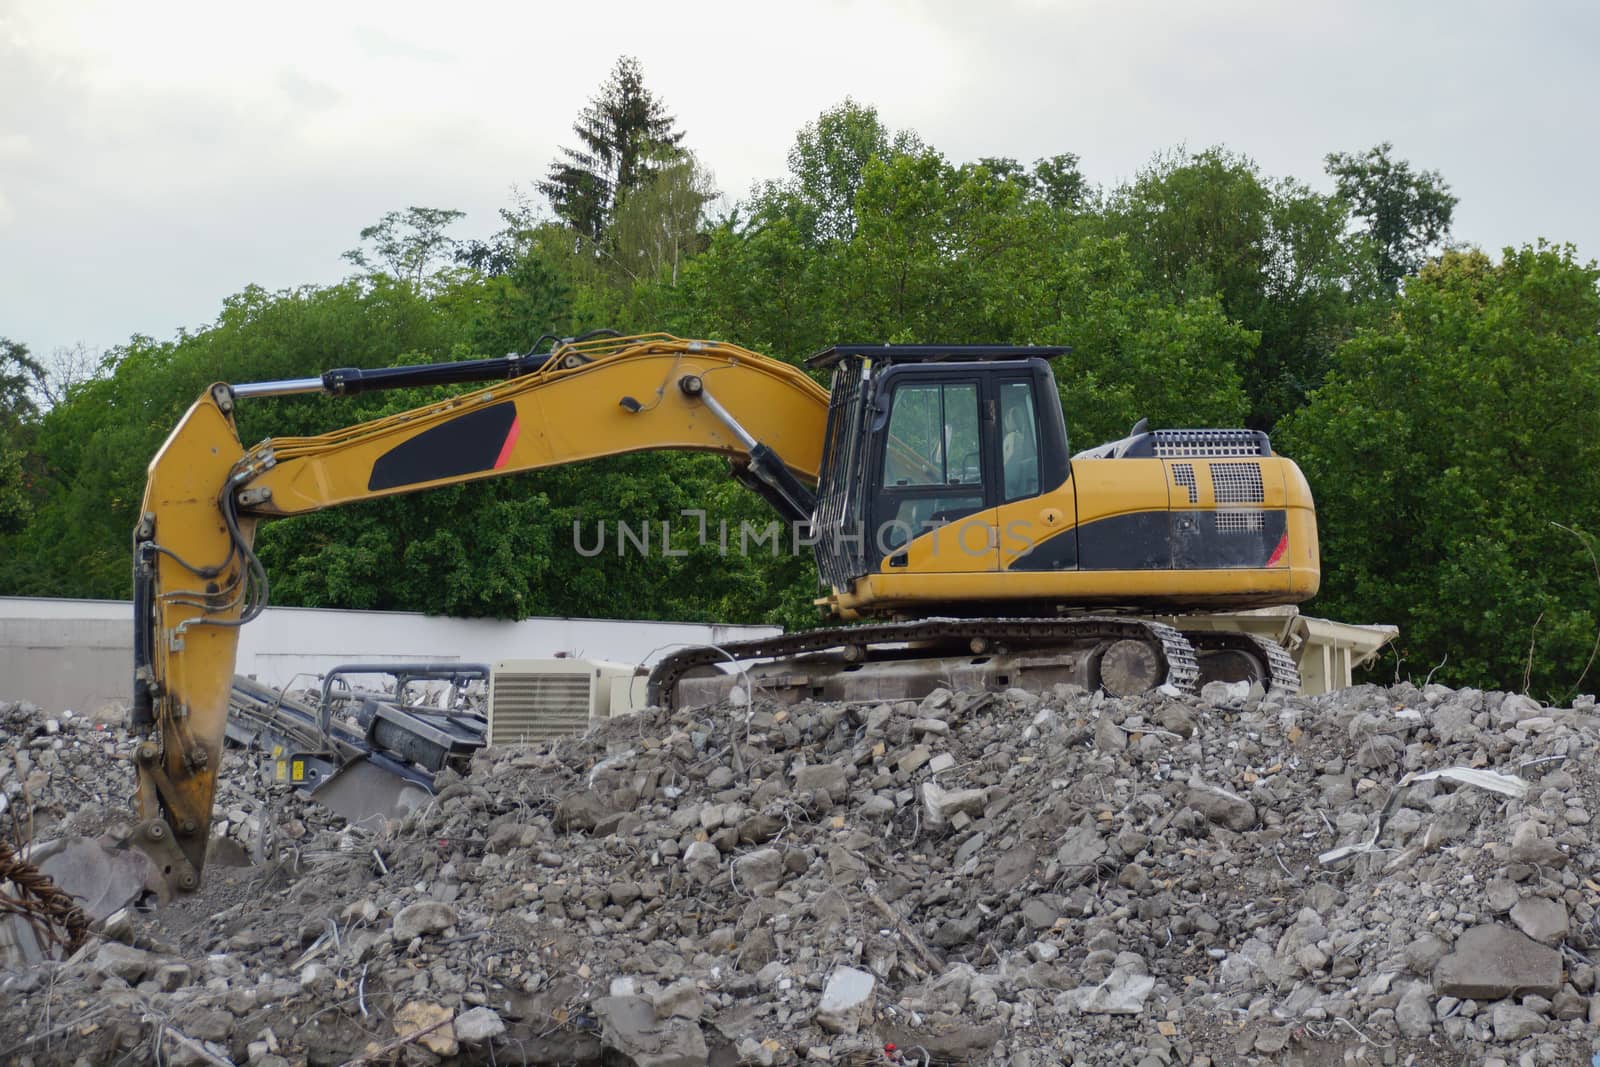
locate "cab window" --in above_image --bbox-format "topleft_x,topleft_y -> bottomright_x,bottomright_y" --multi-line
882,383 -> 981,487
878,381 -> 985,551
999,380 -> 1040,500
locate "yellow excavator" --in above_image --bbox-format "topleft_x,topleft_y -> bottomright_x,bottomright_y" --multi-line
129,332 -> 1320,890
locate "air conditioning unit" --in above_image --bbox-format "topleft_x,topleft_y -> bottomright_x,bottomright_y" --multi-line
486,659 -> 642,745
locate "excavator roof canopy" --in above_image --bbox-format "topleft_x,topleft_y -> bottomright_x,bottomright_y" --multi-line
804,343 -> 1071,369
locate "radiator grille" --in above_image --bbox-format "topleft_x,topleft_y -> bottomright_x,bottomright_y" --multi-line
1215,510 -> 1266,534
488,672 -> 593,744
1211,462 -> 1264,504
1151,429 -> 1268,457
1171,463 -> 1198,504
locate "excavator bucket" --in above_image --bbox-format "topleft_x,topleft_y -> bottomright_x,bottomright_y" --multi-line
0,835 -> 164,967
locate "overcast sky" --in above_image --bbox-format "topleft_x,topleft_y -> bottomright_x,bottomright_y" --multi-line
2,0 -> 1595,365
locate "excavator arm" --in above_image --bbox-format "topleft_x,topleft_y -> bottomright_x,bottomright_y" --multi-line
130,334 -> 829,888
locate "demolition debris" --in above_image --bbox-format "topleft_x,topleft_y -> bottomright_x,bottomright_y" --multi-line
3,680 -> 1600,1065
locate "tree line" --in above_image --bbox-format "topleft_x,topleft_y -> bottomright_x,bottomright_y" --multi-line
3,56 -> 1598,697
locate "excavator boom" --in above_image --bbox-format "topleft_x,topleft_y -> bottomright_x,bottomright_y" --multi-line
130,335 -> 829,887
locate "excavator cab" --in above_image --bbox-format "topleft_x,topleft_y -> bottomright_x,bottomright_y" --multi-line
808,345 -> 1071,597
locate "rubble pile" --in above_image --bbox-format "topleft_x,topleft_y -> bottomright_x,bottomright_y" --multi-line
3,680 -> 1600,1066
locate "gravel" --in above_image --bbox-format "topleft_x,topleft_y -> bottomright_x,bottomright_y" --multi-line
3,679 -> 1600,1065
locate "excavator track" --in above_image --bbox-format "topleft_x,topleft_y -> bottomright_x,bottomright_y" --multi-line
1184,630 -> 1301,695
647,615 -> 1201,709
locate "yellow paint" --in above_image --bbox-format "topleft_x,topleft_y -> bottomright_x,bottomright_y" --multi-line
248,337 -> 829,515
135,389 -> 248,874
827,451 -> 1320,615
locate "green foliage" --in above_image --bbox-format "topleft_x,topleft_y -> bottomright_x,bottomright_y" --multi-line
539,56 -> 685,240
1,339 -> 47,533
0,280 -> 465,597
688,145 -> 1250,444
1325,142 -> 1456,292
1102,147 -> 1366,428
769,98 -> 922,245
449,245 -> 573,357
1277,244 -> 1600,696
0,338 -> 45,426
343,207 -> 467,289
609,151 -> 716,286
1034,236 -> 1254,445
0,449 -> 26,534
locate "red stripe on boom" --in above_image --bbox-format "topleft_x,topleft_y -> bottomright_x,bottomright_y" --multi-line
493,416 -> 521,470
1265,532 -> 1288,568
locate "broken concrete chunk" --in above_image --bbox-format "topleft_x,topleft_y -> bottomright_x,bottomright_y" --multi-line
896,746 -> 933,776
921,782 -> 987,824
594,995 -> 708,1067
153,962 -> 191,992
1433,924 -> 1562,999
392,1001 -> 457,1056
1507,819 -> 1563,865
12,675 -> 1600,1065
652,978 -> 704,1020
391,900 -> 457,942
553,790 -> 615,832
1062,966 -> 1156,1014
992,843 -> 1037,892
733,848 -> 785,895
299,962 -> 335,993
1186,781 -> 1257,831
1094,713 -> 1127,753
454,1005 -> 505,1043
1509,897 -> 1568,944
1054,824 -> 1107,885
1394,982 -> 1433,1038
1490,1001 -> 1547,1041
793,764 -> 848,801
859,795 -> 896,821
683,840 -> 721,885
816,966 -> 876,1034
93,942 -> 158,983
1200,680 -> 1250,705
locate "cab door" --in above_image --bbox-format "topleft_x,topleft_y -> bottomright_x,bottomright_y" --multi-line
871,375 -> 999,573
994,373 -> 1078,573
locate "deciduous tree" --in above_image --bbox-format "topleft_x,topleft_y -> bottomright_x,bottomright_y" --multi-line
0,338 -> 45,532
1278,244 -> 1600,695
343,207 -> 467,288
1104,148 -> 1363,428
759,98 -> 921,245
1325,142 -> 1456,292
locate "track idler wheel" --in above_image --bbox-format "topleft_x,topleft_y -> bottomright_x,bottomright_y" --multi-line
1097,639 -> 1163,697
1195,648 -> 1267,688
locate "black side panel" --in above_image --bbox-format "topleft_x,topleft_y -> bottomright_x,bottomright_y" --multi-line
1172,509 -> 1287,569
1009,508 -> 1290,573
368,402 -> 517,492
1010,527 -> 1079,571
1077,511 -> 1173,570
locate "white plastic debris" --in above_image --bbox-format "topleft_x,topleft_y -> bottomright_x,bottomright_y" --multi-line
1319,764 -> 1530,865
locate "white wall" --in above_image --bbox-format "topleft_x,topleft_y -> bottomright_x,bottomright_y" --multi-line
0,598 -> 131,713
0,597 -> 780,712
